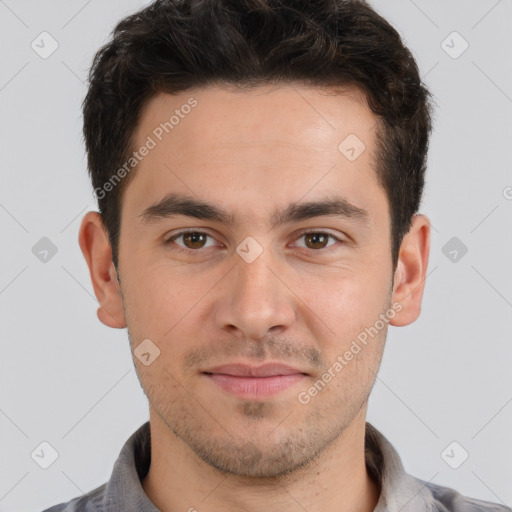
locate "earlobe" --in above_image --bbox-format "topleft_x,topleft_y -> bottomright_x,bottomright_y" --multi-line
389,214 -> 431,327
78,211 -> 127,329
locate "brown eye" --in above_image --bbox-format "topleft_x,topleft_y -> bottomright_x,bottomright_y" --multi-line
165,231 -> 216,251
182,232 -> 207,249
304,232 -> 329,249
294,231 -> 342,250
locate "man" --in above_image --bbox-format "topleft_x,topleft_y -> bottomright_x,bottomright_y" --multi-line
44,0 -> 510,511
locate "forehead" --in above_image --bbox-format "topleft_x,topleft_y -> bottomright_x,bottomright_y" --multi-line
124,83 -> 387,227
135,83 -> 376,152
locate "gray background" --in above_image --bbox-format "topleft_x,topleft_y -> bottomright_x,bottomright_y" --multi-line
0,0 -> 511,510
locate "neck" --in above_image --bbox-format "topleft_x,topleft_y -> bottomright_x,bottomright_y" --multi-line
142,407 -> 381,512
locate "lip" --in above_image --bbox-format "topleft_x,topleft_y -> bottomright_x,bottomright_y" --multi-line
203,363 -> 307,377
202,363 -> 308,398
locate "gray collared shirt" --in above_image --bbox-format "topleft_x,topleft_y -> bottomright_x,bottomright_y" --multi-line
42,421 -> 511,512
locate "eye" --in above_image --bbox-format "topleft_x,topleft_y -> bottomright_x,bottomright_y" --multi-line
293,231 -> 344,250
165,230 -> 218,251
164,229 -> 345,254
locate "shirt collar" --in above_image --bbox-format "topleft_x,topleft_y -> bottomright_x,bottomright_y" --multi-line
102,420 -> 438,511
103,421 -> 158,511
365,422 -> 439,512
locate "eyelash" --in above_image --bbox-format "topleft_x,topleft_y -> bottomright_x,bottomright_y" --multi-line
164,229 -> 345,253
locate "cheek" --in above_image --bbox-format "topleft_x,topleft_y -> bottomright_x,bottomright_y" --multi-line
122,262 -> 218,344
303,278 -> 391,385
303,267 -> 390,332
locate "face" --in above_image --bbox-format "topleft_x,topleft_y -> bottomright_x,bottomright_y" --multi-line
80,83 -> 429,478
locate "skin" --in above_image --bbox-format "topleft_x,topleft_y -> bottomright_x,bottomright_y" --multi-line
79,83 -> 430,512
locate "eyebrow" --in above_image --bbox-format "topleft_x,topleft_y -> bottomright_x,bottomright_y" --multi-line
139,192 -> 371,229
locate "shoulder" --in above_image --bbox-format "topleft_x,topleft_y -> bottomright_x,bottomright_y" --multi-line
422,479 -> 511,512
39,483 -> 106,512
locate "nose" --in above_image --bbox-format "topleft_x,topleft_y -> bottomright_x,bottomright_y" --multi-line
213,245 -> 296,341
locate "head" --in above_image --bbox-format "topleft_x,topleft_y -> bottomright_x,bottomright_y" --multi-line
79,0 -> 433,478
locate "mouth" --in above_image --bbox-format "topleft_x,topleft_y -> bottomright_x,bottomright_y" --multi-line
201,363 -> 308,398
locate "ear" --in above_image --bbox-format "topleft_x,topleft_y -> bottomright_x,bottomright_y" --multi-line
78,211 -> 127,329
389,214 -> 431,327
